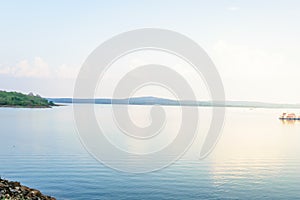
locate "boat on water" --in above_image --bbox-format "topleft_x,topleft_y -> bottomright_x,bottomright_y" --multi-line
279,112 -> 300,120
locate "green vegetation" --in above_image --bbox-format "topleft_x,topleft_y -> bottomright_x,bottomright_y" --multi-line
0,90 -> 55,108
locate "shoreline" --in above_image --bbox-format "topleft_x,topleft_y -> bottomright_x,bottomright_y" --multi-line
0,104 -> 63,109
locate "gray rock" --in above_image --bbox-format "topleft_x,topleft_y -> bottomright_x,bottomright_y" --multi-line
0,178 -> 56,200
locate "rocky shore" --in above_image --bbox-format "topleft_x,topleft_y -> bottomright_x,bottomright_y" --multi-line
0,178 -> 56,200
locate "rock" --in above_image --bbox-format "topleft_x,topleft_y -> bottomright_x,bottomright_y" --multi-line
0,182 -> 6,188
21,185 -> 30,192
9,181 -> 21,188
27,190 -> 42,198
0,178 -> 56,200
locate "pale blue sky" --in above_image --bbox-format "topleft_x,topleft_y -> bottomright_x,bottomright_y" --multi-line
1,1 -> 300,103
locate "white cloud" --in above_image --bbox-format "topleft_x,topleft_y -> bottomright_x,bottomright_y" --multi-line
0,66 -> 11,75
12,57 -> 51,78
227,6 -> 240,11
55,64 -> 79,79
0,57 -> 79,79
210,39 -> 300,102
211,40 -> 285,79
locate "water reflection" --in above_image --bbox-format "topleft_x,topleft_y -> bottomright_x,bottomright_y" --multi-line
208,108 -> 300,189
280,119 -> 300,125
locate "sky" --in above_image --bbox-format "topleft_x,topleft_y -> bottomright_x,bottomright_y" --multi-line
0,0 -> 300,103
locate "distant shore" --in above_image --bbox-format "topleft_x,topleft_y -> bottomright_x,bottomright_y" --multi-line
48,97 -> 300,109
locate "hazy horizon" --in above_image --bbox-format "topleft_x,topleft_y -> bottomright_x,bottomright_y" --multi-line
1,1 -> 300,103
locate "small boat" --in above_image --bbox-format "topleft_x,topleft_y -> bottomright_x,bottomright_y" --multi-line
279,112 -> 300,120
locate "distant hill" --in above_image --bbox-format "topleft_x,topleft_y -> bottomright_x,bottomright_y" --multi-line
0,91 -> 56,108
48,96 -> 300,109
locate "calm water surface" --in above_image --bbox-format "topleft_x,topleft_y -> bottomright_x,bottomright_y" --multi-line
0,105 -> 300,199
